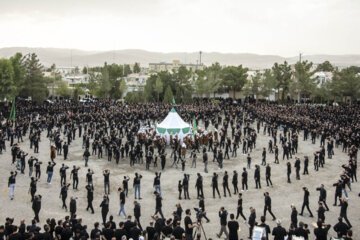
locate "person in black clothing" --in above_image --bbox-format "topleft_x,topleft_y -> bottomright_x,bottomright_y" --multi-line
291,204 -> 298,228
339,197 -> 352,228
178,180 -> 183,200
28,177 -> 38,202
299,187 -> 314,217
8,171 -> 18,200
115,222 -> 127,240
83,148 -> 90,167
265,164 -> 272,187
133,201 -> 142,230
172,221 -> 185,240
103,169 -> 110,195
294,222 -> 310,240
46,161 -> 56,184
242,168 -> 248,191
153,191 -> 164,219
59,183 -> 70,211
32,194 -> 42,223
211,172 -> 221,198
86,169 -> 94,185
236,193 -> 246,221
258,216 -> 271,240
59,164 -> 69,186
294,157 -> 301,180
63,142 -> 69,160
28,156 -> 35,177
254,165 -> 261,189
248,207 -> 256,239
100,195 -> 110,225
286,162 -> 291,183
102,223 -> 114,240
183,174 -> 190,199
274,145 -> 279,164
303,156 -> 309,175
316,184 -> 329,211
69,197 -> 77,217
261,148 -> 266,166
184,209 -> 197,240
232,170 -> 238,194
34,160 -> 42,179
133,172 -> 142,200
70,166 -> 80,190
198,196 -> 210,223
272,220 -> 287,240
333,180 -> 343,206
86,184 -> 94,214
317,202 -> 326,222
333,217 -> 350,239
222,171 -> 231,197
90,222 -> 101,239
195,173 -> 204,199
122,176 -> 130,197
263,192 -> 276,221
313,220 -> 331,240
227,213 -> 239,240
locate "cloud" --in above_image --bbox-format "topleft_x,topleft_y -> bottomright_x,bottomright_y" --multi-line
0,0 -> 359,56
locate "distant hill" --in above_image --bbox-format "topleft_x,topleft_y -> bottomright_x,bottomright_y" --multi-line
1,47 -> 360,69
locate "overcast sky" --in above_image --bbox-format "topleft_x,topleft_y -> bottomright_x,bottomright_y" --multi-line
0,0 -> 359,57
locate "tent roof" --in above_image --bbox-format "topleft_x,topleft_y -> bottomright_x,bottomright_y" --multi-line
157,108 -> 190,129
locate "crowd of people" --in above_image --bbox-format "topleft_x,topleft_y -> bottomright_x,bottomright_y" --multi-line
0,98 -> 359,240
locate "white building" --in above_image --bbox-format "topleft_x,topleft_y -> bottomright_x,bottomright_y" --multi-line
314,71 -> 333,87
124,73 -> 150,86
62,74 -> 90,86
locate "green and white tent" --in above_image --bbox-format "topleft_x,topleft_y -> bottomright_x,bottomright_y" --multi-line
156,107 -> 191,143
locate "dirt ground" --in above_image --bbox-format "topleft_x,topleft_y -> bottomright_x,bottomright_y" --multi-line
0,122 -> 358,240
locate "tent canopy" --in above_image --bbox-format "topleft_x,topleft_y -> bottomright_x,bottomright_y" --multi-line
156,108 -> 191,142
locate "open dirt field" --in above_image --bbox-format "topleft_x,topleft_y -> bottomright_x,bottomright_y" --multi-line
0,122 -> 358,239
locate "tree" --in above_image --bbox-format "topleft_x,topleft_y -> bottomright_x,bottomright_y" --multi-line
244,71 -> 261,99
174,66 -> 192,100
294,61 -> 316,100
56,81 -> 71,98
316,61 -> 334,72
9,53 -> 26,96
195,63 -> 222,97
0,59 -> 16,100
272,61 -> 292,101
124,64 -> 132,76
82,66 -> 88,74
87,72 -> 100,96
260,69 -> 277,98
330,67 -> 360,102
20,53 -> 48,103
163,85 -> 174,104
96,65 -> 111,98
154,76 -> 163,101
143,74 -> 157,102
133,62 -> 141,73
221,65 -> 248,99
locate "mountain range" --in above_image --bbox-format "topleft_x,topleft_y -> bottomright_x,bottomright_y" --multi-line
1,47 -> 360,69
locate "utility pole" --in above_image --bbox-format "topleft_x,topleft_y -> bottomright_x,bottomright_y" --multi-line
199,51 -> 202,65
299,52 -> 302,63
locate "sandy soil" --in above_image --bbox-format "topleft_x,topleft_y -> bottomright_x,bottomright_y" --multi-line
0,122 -> 358,240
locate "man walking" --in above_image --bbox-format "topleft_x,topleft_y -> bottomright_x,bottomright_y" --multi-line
134,201 -> 142,230
153,172 -> 162,196
153,191 -> 164,219
8,171 -> 18,200
299,187 -> 314,217
263,192 -> 276,221
217,207 -> 229,240
118,187 -> 126,218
